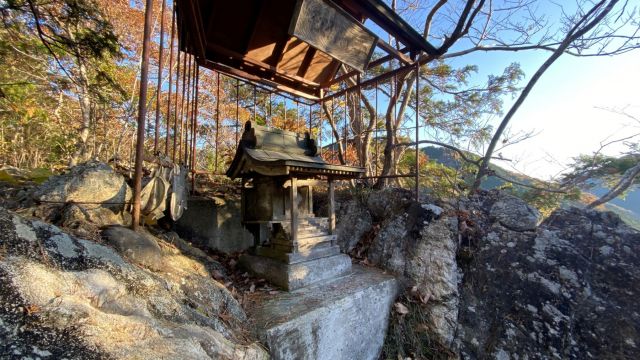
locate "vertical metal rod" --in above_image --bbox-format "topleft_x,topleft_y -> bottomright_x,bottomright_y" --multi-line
186,55 -> 196,167
253,85 -> 256,123
191,67 -> 199,191
181,53 -> 192,164
414,63 -> 420,202
283,98 -> 287,123
177,48 -> 187,162
235,78 -> 239,145
164,4 -> 175,156
330,100 -> 334,163
268,92 -> 272,126
308,103 -> 312,135
296,101 -> 299,131
215,71 -> 220,174
153,0 -> 166,153
172,48 -> 181,161
343,91 -> 347,164
132,0 -> 154,230
375,81 -> 378,177
319,103 -> 323,157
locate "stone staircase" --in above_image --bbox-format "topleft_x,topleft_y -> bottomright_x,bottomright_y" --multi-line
296,217 -> 336,252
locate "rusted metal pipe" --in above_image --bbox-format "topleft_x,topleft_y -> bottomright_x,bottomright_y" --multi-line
172,47 -> 181,162
191,66 -> 199,191
215,71 -> 220,174
235,78 -> 239,145
182,53 -> 193,165
131,0 -> 154,231
414,62 -> 420,202
153,0 -> 166,153
165,4 -> 175,156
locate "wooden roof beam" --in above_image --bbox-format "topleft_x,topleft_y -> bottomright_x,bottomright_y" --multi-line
377,39 -> 413,65
297,47 -> 317,78
183,0 -> 206,60
204,60 -> 321,101
326,46 -> 408,87
206,42 -> 321,88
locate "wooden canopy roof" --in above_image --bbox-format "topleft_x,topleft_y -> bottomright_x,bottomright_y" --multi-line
176,0 -> 439,100
226,121 -> 365,179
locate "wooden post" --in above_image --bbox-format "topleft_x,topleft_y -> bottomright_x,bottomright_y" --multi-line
290,177 -> 298,252
328,178 -> 335,236
308,186 -> 313,216
131,0 -> 154,230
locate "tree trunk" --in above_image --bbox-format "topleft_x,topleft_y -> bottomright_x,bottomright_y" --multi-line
587,162 -> 640,208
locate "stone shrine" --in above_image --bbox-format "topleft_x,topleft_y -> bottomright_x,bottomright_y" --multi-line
226,121 -> 364,290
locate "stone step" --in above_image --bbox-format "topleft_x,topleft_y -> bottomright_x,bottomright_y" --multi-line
298,234 -> 336,245
239,252 -> 354,290
298,230 -> 329,239
299,217 -> 328,226
248,265 -> 398,359
253,244 -> 342,264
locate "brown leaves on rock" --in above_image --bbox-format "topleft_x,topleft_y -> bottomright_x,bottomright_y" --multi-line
394,302 -> 409,315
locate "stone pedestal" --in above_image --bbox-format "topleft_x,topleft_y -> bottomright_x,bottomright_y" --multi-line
249,265 -> 398,360
239,252 -> 351,291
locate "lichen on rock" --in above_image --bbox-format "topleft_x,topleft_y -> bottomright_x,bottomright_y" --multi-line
0,207 -> 268,359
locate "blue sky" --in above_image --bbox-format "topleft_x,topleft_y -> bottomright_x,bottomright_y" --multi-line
464,45 -> 639,179
396,0 -> 640,180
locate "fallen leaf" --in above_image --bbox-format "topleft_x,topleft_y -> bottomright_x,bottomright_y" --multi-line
212,270 -> 225,280
394,302 -> 409,315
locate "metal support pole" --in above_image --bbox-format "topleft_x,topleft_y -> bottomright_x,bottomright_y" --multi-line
235,78 -> 239,145
187,56 -> 197,168
153,0 -> 166,154
182,54 -> 192,165
343,91 -> 347,164
375,81 -> 378,177
308,103 -> 312,135
131,0 -> 154,231
268,92 -> 272,126
191,67 -> 199,191
177,49 -> 187,162
215,72 -> 220,174
414,63 -> 420,202
164,4 -> 175,156
253,85 -> 256,123
172,47 -> 181,162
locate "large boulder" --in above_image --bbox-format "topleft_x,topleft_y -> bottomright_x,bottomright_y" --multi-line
102,226 -> 165,271
335,198 -> 372,253
454,193 -> 640,359
489,192 -> 541,231
346,190 -> 461,354
31,161 -> 132,228
347,188 -> 640,359
0,207 -> 267,359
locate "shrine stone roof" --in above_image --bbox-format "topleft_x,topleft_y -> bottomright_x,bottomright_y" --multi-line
226,121 -> 364,179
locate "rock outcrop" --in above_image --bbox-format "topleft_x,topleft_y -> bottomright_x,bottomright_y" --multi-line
29,161 -> 132,234
337,188 -> 640,359
456,192 -> 640,359
0,207 -> 267,359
